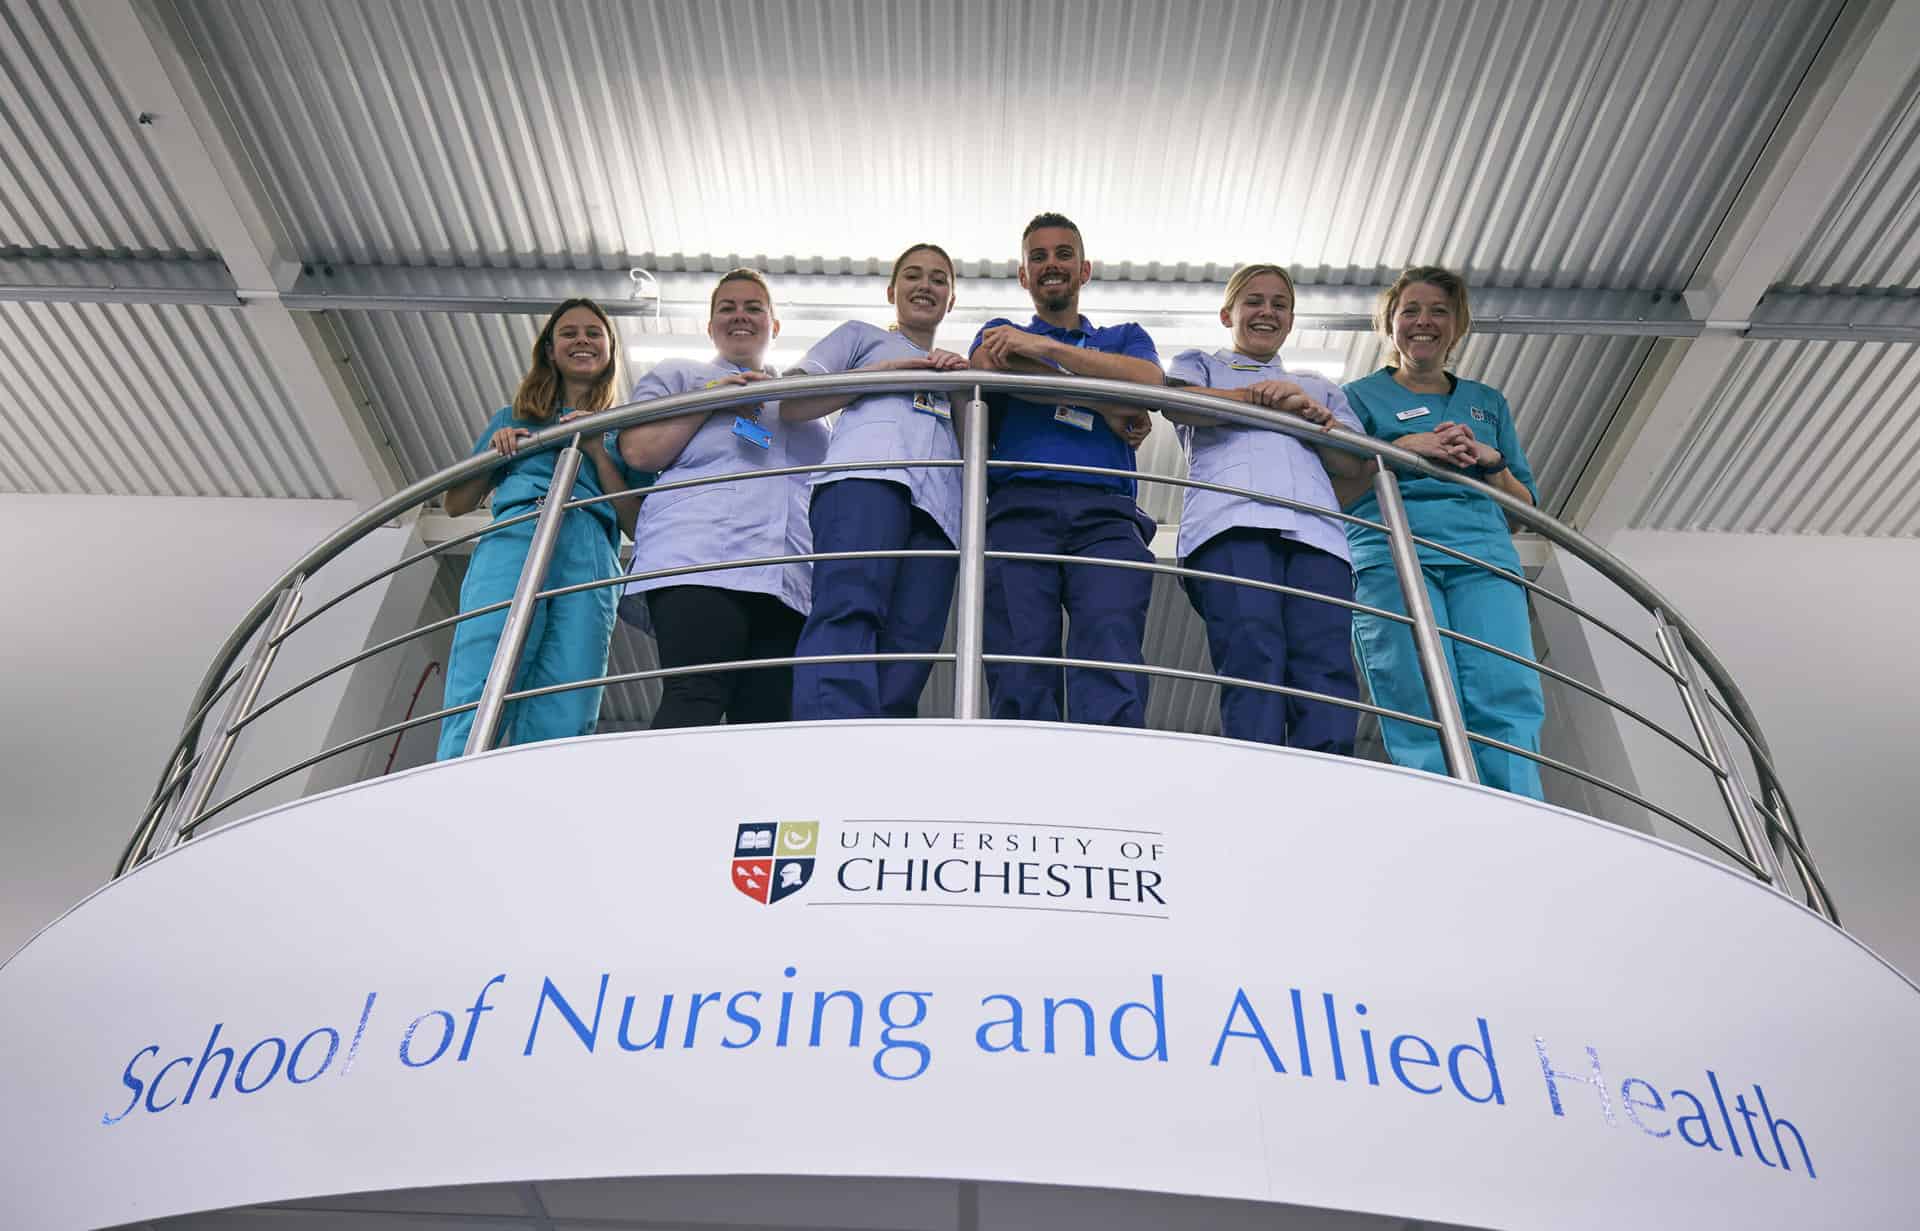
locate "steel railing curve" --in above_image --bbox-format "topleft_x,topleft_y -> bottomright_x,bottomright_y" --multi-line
119,370 -> 1834,924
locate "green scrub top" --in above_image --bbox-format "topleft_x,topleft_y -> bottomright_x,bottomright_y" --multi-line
1341,368 -> 1537,573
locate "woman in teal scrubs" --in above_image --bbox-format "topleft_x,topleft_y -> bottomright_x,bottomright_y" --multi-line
1343,267 -> 1545,798
435,298 -> 648,759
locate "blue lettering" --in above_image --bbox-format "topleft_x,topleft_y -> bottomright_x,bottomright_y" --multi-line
1670,1087 -> 1722,1150
1753,1085 -> 1815,1178
144,1054 -> 193,1112
1534,1036 -> 1613,1124
1621,1077 -> 1670,1137
287,1028 -> 340,1084
617,994 -> 673,1051
183,1024 -> 234,1105
341,992 -> 376,1076
101,1045 -> 158,1126
976,993 -> 1027,1053
523,975 -> 610,1055
1389,1033 -> 1442,1094
683,992 -> 722,1048
1110,974 -> 1168,1062
1042,996 -> 1096,1056
720,991 -> 762,1049
809,989 -> 863,1048
400,1011 -> 455,1068
1210,989 -> 1286,1072
234,1036 -> 287,1093
874,990 -> 932,1080
1448,1017 -> 1503,1105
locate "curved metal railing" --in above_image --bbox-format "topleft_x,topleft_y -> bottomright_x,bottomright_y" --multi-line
116,371 -> 1836,923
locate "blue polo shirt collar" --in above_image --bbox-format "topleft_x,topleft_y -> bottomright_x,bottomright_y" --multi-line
1029,314 -> 1094,338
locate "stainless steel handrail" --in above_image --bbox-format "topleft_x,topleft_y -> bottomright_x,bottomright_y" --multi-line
121,370 -> 1830,923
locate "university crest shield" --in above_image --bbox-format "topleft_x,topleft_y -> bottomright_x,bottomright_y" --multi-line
731,821 -> 818,905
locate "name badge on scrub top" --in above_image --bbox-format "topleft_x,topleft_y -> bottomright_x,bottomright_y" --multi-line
732,416 -> 773,449
1396,406 -> 1432,422
1054,405 -> 1096,432
1229,363 -> 1267,372
912,391 -> 952,420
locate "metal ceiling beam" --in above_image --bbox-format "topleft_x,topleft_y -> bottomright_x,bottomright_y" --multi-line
74,0 -> 403,508
1564,0 -> 1920,538
5,251 -> 1914,340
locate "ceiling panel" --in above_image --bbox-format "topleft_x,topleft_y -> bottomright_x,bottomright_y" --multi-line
1633,337 -> 1920,535
0,299 -> 343,497
0,0 -> 209,255
170,0 -> 1837,288
1779,66 -> 1920,291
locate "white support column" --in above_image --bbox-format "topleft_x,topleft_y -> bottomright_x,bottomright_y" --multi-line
1564,0 -> 1920,539
76,0 -> 403,507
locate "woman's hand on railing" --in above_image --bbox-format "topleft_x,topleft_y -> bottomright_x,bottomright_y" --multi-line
874,352 -> 970,372
1241,380 -> 1330,426
489,426 -> 535,457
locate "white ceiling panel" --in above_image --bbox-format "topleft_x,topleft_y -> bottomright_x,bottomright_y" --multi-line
169,0 -> 1837,288
0,299 -> 343,497
0,0 -> 209,255
1779,66 -> 1920,290
1633,337 -> 1920,535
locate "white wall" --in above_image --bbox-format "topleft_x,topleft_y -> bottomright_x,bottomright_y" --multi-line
0,495 -> 429,960
1573,530 -> 1920,980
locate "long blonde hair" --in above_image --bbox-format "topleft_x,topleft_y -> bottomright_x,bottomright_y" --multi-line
512,298 -> 622,421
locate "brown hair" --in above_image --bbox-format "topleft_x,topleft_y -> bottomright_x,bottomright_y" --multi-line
889,242 -> 956,289
709,267 -> 776,317
512,297 -> 621,422
1221,263 -> 1298,313
1021,211 -> 1083,252
1377,265 -> 1473,364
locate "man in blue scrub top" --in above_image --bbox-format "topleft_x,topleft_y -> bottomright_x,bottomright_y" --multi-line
968,212 -> 1165,725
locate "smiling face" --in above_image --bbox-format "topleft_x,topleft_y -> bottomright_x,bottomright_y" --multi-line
1223,271 -> 1294,361
1018,225 -> 1090,315
707,276 -> 778,366
546,305 -> 612,387
1391,280 -> 1460,368
887,246 -> 956,333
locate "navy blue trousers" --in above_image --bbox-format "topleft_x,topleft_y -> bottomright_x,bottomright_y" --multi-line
1183,528 -> 1358,753
793,479 -> 957,719
984,480 -> 1155,726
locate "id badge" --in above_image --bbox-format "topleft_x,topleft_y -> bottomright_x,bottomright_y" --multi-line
732,416 -> 773,449
1396,406 -> 1431,422
912,391 -> 952,420
1054,405 -> 1096,432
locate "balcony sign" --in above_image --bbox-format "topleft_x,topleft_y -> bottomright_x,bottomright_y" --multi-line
2,722 -> 1913,1230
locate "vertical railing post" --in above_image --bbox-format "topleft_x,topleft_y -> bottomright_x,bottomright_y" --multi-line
119,742 -> 195,876
952,386 -> 990,719
150,579 -> 306,854
1651,610 -> 1787,890
464,439 -> 585,755
1763,780 -> 1837,920
1373,466 -> 1479,783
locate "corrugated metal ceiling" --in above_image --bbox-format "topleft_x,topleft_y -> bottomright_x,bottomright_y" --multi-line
1779,64 -> 1920,291
170,0 -> 1837,288
0,298 -> 343,498
1633,337 -> 1920,535
0,0 -> 209,255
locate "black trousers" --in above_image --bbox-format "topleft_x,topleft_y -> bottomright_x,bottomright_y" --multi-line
646,585 -> 806,728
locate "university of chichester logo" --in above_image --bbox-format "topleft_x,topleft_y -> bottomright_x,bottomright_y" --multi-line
731,821 -> 818,905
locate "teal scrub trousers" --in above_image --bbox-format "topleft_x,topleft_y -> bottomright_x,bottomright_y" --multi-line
1351,559 -> 1545,799
436,510 -> 620,760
